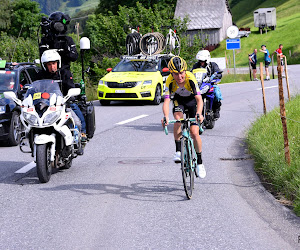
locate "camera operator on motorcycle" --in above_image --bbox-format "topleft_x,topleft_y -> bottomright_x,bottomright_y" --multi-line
191,50 -> 223,120
37,50 -> 86,155
39,11 -> 78,71
161,56 -> 206,178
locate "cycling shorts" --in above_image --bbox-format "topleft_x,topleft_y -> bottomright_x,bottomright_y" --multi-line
172,96 -> 198,126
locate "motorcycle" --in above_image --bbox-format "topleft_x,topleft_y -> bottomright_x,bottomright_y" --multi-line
192,68 -> 219,130
4,79 -> 84,183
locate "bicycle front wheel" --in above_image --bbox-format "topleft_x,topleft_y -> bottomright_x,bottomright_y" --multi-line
181,137 -> 194,199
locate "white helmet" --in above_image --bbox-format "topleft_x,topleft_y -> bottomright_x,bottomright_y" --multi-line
196,50 -> 211,64
41,49 -> 61,71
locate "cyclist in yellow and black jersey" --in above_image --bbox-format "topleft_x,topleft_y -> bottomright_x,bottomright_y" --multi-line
162,56 -> 206,178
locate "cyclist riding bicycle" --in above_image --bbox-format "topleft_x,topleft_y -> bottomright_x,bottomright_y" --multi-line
161,56 -> 206,178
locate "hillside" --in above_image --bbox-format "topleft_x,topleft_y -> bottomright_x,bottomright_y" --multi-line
33,0 -> 98,16
211,0 -> 300,67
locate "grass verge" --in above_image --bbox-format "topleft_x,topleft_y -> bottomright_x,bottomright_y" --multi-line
246,95 -> 300,214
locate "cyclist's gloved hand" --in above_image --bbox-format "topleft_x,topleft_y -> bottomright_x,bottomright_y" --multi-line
162,116 -> 169,126
196,113 -> 204,123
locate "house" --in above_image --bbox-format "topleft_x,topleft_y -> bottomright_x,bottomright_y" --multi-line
174,0 -> 233,49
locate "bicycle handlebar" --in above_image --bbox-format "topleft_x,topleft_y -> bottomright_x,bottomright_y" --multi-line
163,117 -> 203,135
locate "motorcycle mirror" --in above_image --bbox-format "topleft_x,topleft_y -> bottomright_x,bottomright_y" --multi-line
3,91 -> 22,106
162,67 -> 169,73
106,68 -> 112,72
80,37 -> 90,50
64,88 -> 81,102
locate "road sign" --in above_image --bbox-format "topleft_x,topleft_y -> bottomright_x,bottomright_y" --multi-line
226,39 -> 241,50
226,26 -> 239,39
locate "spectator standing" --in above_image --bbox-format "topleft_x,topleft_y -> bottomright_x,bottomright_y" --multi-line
248,49 -> 258,81
259,45 -> 271,80
275,44 -> 284,76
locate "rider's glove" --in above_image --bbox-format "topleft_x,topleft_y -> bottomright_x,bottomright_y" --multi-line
203,77 -> 210,83
210,73 -> 216,81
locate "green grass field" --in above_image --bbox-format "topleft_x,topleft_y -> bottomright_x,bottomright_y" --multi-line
247,95 -> 300,214
212,0 -> 300,67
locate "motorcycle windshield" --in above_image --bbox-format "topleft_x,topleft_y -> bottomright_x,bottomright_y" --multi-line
25,80 -> 63,106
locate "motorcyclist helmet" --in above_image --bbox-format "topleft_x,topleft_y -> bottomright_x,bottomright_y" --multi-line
168,56 -> 187,73
49,11 -> 71,34
196,50 -> 211,64
41,49 -> 61,71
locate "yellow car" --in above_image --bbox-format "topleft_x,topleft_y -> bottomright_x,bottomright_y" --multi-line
97,54 -> 171,105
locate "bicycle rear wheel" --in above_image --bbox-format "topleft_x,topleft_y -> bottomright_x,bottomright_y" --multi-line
181,137 -> 194,199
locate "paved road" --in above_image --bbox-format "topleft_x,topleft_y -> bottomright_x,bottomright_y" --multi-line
0,65 -> 299,249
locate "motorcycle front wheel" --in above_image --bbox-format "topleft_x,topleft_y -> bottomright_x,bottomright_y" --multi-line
36,144 -> 52,183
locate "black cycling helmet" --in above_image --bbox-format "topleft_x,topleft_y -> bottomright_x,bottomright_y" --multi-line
168,56 -> 187,73
49,11 -> 71,34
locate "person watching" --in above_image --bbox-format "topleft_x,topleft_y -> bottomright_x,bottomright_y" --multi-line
248,49 -> 258,81
259,45 -> 271,81
161,56 -> 206,178
191,50 -> 222,120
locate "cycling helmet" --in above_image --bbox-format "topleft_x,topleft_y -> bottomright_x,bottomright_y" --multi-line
168,56 -> 187,73
49,11 -> 71,34
196,50 -> 211,64
41,49 -> 61,71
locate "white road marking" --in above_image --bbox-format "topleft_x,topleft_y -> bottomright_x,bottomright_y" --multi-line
257,85 -> 278,90
15,161 -> 36,174
116,114 -> 149,125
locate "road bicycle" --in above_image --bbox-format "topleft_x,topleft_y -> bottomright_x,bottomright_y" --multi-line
165,29 -> 180,56
164,115 -> 203,199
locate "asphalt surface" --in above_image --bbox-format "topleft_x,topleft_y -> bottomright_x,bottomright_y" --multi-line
0,65 -> 299,249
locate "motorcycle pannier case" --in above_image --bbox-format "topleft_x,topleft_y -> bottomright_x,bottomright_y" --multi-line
85,102 -> 96,139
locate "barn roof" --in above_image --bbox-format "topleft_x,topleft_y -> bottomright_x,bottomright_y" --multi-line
175,0 -> 231,30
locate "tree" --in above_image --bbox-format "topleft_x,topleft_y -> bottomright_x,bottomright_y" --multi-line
0,0 -> 12,31
9,0 -> 44,39
96,0 -> 177,15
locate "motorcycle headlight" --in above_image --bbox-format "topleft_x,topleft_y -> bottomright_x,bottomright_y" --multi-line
143,80 -> 152,85
24,112 -> 38,125
44,111 -> 61,125
0,106 -> 5,114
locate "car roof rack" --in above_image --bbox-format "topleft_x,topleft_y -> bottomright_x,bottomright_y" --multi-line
121,53 -> 174,60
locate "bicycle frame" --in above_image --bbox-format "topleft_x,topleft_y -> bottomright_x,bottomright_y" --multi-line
164,117 -> 200,199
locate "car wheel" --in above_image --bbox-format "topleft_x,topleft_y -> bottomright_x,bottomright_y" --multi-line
7,111 -> 21,146
151,84 -> 162,105
100,100 -> 111,106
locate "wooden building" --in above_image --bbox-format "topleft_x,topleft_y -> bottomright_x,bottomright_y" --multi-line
174,0 -> 233,48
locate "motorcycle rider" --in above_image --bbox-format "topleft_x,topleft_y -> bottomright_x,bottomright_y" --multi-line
39,12 -> 87,140
37,50 -> 86,154
161,56 -> 206,178
191,50 -> 222,120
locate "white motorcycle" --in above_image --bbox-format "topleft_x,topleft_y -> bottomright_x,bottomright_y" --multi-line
4,79 -> 82,183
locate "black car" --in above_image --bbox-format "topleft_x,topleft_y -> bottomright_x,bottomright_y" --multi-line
0,60 -> 41,146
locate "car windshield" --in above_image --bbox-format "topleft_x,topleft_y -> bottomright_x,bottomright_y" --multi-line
0,71 -> 17,92
113,59 -> 159,72
25,79 -> 63,106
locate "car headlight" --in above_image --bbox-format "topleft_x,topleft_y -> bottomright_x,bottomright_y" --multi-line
143,80 -> 152,85
98,80 -> 104,85
44,111 -> 61,125
0,106 -> 5,114
23,112 -> 38,125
